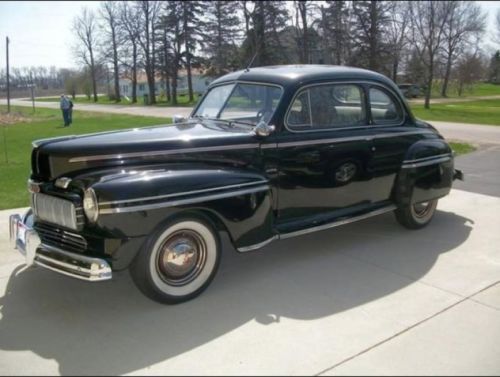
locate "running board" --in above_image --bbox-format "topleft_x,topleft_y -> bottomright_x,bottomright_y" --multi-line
237,204 -> 397,252
279,204 -> 397,239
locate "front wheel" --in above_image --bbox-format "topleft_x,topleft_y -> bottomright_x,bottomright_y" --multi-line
130,217 -> 221,304
394,199 -> 438,229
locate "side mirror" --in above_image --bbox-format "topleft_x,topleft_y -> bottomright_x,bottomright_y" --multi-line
255,122 -> 276,137
173,115 -> 186,124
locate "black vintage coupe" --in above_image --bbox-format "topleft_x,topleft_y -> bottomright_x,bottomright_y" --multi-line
10,65 -> 463,304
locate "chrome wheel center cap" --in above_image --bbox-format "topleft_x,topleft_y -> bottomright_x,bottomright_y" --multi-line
161,237 -> 198,277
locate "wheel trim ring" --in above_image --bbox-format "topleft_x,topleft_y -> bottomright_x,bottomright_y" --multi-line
156,229 -> 208,287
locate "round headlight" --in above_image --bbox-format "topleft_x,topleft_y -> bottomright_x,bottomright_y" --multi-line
83,188 -> 99,223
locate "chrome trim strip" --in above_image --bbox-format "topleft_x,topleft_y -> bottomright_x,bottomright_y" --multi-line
401,156 -> 451,169
280,205 -> 397,239
237,235 -> 278,252
99,180 -> 269,206
402,153 -> 451,164
277,130 -> 432,148
69,143 -> 260,163
373,130 -> 433,139
261,143 -> 278,149
100,185 -> 270,214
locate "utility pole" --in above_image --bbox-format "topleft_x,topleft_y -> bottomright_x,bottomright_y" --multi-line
6,36 -> 10,113
30,72 -> 35,113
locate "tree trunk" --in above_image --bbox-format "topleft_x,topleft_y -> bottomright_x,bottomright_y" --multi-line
299,3 -> 308,64
425,60 -> 433,109
369,0 -> 378,71
172,62 -> 178,106
112,27 -> 121,102
183,8 -> 194,102
392,58 -> 399,82
89,47 -> 98,102
441,52 -> 453,97
132,42 -> 137,103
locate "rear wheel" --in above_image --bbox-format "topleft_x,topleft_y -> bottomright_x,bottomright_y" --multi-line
130,217 -> 221,304
395,199 -> 438,229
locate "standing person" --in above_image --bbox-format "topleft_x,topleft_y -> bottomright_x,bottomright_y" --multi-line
60,95 -> 70,127
68,98 -> 74,126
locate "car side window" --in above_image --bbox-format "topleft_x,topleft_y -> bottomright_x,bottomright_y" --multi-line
369,87 -> 403,125
287,84 -> 366,131
287,91 -> 312,128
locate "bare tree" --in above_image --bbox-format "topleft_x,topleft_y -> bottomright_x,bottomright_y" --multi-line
440,1 -> 485,97
294,1 -> 314,64
386,1 -> 410,81
456,50 -> 485,96
136,0 -> 161,105
409,1 -> 452,109
73,7 -> 99,102
496,9 -> 500,44
118,2 -> 141,103
100,1 -> 122,101
351,0 -> 392,73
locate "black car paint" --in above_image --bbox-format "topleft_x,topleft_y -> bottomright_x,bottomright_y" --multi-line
29,65 -> 455,270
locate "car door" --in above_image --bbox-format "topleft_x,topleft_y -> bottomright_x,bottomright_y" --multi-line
274,82 -> 379,232
367,85 -> 429,194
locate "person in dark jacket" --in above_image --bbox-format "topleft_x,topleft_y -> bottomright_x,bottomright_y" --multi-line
68,99 -> 74,125
60,95 -> 71,127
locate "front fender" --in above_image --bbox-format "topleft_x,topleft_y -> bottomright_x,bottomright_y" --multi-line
74,164 -> 275,252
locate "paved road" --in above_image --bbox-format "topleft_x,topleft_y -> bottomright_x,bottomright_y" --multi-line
430,121 -> 500,145
2,98 -> 499,145
1,187 -> 499,375
0,98 -> 192,118
454,144 -> 500,197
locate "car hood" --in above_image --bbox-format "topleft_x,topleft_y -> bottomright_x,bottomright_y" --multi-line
32,120 -> 259,180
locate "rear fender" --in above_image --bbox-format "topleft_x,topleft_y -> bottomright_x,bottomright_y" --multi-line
394,139 -> 454,206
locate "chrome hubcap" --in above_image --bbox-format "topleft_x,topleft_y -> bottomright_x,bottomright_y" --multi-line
413,201 -> 431,218
335,162 -> 357,183
157,230 -> 207,286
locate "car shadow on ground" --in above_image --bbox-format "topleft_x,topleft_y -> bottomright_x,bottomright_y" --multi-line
0,211 -> 473,375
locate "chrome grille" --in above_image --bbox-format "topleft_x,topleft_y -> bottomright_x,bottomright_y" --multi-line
35,222 -> 87,254
32,193 -> 78,230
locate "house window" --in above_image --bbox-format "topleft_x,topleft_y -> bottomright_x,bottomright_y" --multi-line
139,84 -> 145,91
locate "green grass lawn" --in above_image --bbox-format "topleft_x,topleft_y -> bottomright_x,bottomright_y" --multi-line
429,82 -> 500,98
0,105 -> 170,210
36,93 -> 201,107
410,99 -> 500,126
449,142 -> 476,156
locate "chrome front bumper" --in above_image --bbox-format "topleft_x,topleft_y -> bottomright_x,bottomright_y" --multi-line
9,211 -> 112,282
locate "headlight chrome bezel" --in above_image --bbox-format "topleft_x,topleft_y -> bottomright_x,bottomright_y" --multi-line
83,188 -> 99,223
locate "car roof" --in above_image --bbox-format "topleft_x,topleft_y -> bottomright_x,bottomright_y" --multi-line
210,65 -> 399,91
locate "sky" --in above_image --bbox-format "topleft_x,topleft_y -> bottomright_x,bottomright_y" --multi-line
0,0 -> 499,71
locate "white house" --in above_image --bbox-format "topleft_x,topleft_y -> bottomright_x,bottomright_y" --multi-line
119,69 -> 214,100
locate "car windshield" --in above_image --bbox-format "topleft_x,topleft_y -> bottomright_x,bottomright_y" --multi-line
193,83 -> 283,126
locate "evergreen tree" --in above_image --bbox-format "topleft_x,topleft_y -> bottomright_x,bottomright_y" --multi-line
203,0 -> 242,76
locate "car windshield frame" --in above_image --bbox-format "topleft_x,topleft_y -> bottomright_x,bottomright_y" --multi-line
191,81 -> 284,127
